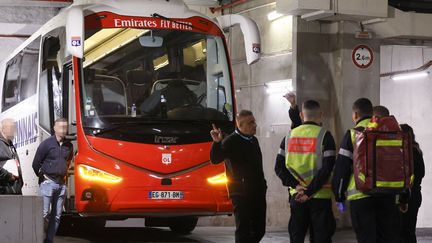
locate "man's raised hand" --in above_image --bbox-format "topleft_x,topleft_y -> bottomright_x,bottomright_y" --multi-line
210,124 -> 223,142
283,92 -> 296,108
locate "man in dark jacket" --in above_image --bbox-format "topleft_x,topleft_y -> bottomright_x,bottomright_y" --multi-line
332,98 -> 398,243
276,98 -> 336,243
210,110 -> 267,243
275,93 -> 303,189
275,93 -> 316,243
0,118 -> 22,194
32,118 -> 73,243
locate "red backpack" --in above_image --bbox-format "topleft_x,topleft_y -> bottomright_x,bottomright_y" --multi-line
353,116 -> 414,194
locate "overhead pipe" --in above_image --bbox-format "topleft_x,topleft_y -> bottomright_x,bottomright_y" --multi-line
35,0 -> 72,2
210,0 -> 248,13
0,0 -> 72,7
0,34 -> 31,39
380,60 -> 432,77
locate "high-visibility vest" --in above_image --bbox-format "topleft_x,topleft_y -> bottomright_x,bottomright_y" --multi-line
285,124 -> 332,199
345,118 -> 371,201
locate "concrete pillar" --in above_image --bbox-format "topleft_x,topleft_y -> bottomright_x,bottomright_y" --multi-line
292,17 -> 381,227
293,18 -> 381,140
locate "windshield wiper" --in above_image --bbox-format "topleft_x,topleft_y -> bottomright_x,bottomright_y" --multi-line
167,119 -> 231,127
152,13 -> 207,33
86,119 -> 230,136
87,121 -> 165,136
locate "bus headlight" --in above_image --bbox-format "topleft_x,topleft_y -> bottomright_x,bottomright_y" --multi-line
78,164 -> 123,184
207,173 -> 228,185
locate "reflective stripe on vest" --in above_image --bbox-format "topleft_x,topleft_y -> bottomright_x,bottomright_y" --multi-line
286,124 -> 332,199
347,118 -> 371,201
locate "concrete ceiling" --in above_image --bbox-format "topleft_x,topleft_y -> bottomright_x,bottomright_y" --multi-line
0,0 -> 220,36
0,0 -> 220,7
0,0 -> 70,8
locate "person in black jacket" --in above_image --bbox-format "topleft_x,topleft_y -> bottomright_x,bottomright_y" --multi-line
275,93 -> 316,243
32,118 -> 73,243
332,98 -> 399,243
275,93 -> 303,188
276,98 -> 336,243
0,118 -> 22,194
399,124 -> 425,243
210,110 -> 267,243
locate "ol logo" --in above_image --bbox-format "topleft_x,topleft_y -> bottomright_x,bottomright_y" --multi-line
252,43 -> 261,54
162,154 -> 172,165
71,36 -> 81,47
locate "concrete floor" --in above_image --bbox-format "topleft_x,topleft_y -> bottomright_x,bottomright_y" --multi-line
55,220 -> 432,243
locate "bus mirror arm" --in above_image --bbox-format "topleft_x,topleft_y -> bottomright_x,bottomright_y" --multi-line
216,14 -> 261,65
66,6 -> 84,58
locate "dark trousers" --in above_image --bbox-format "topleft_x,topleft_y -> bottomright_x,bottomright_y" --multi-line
350,196 -> 399,243
288,198 -> 335,243
231,194 -> 266,243
400,190 -> 422,243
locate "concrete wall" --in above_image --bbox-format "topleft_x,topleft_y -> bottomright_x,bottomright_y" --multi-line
0,196 -> 44,243
198,1 -> 295,228
0,6 -> 59,62
380,45 -> 432,227
229,1 -> 294,229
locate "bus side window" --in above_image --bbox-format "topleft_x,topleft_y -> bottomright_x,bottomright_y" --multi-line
2,37 -> 41,112
39,34 -> 63,134
2,56 -> 21,111
20,37 -> 41,102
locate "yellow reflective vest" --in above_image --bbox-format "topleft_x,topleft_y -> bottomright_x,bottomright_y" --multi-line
346,119 -> 371,201
285,124 -> 332,199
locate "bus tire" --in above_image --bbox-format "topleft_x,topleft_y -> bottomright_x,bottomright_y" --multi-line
168,217 -> 198,234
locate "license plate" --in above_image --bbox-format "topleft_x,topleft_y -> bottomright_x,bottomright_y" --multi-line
148,191 -> 184,200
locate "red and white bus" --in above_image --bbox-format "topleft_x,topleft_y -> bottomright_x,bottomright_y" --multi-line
0,0 -> 260,233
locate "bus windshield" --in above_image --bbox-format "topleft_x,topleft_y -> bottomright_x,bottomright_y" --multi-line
80,27 -> 234,132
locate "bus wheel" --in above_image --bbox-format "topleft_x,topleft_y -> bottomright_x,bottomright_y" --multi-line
168,217 -> 198,234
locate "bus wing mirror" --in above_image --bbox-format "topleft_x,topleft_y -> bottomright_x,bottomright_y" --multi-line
216,14 -> 261,65
66,7 -> 84,59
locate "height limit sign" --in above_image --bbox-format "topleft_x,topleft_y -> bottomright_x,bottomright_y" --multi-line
352,44 -> 373,69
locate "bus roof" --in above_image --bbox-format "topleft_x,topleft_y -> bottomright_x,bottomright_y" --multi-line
1,0 -> 218,66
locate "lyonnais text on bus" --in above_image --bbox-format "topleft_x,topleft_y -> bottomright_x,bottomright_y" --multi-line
0,0 -> 261,232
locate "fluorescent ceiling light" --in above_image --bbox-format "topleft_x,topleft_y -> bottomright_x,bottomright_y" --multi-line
268,11 -> 283,21
266,79 -> 293,94
391,71 -> 429,81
